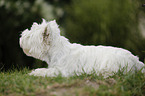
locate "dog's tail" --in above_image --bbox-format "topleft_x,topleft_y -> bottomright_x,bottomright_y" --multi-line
137,61 -> 145,73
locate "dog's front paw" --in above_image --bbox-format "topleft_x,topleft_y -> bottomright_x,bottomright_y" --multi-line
29,68 -> 48,77
29,68 -> 60,77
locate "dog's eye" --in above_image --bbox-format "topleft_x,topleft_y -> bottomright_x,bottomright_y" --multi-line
26,36 -> 30,39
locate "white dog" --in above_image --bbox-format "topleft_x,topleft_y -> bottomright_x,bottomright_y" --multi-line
19,19 -> 145,77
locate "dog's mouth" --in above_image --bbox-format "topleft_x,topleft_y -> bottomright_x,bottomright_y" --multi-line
23,49 -> 31,56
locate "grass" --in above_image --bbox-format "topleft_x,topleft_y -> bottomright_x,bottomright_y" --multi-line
0,68 -> 145,96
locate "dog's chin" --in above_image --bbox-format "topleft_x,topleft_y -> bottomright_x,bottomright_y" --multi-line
23,48 -> 41,59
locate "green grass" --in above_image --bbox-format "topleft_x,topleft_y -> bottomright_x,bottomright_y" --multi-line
0,68 -> 145,96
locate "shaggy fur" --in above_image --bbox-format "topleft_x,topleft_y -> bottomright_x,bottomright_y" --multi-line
19,19 -> 145,77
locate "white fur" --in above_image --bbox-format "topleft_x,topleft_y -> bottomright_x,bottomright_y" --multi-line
19,19 -> 145,77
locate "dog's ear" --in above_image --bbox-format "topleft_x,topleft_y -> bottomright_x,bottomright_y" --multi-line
44,26 -> 49,35
42,18 -> 46,24
49,20 -> 59,28
43,25 -> 49,38
42,25 -> 50,44
49,20 -> 60,34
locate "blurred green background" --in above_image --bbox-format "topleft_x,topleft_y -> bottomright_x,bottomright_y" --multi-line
0,0 -> 145,71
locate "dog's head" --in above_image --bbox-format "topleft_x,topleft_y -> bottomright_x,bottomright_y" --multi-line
19,19 -> 60,59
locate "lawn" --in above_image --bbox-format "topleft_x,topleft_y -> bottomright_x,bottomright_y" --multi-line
0,68 -> 145,96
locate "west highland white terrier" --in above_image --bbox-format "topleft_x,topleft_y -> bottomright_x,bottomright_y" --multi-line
19,19 -> 145,77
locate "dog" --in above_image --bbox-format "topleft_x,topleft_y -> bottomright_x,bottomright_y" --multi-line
19,19 -> 145,77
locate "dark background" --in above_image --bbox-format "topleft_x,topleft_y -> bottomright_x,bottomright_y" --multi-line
0,0 -> 145,71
